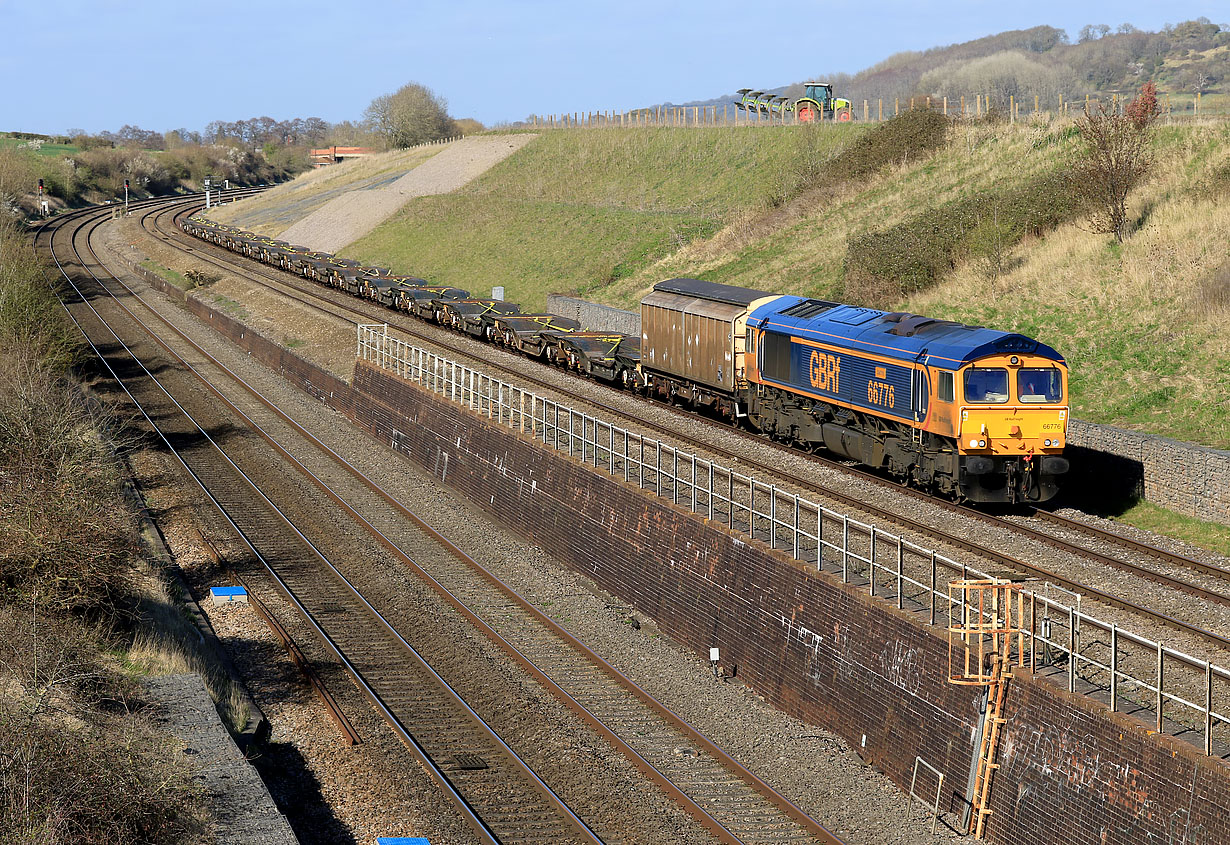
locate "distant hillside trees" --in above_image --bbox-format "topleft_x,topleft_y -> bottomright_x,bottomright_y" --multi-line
836,19 -> 1226,107
364,82 -> 457,149
203,116 -> 330,149
919,51 -> 1075,109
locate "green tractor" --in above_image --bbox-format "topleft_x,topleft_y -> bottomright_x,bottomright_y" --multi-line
734,82 -> 853,122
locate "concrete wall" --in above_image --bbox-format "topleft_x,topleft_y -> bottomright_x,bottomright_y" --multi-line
141,266 -> 1230,843
546,294 -> 641,336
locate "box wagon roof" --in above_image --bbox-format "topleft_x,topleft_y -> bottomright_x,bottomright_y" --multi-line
652,278 -> 777,307
749,296 -> 1064,368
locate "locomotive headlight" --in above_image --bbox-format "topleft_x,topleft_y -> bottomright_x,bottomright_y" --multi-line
969,439 -> 978,448
1045,438 -> 1053,447
978,439 -> 987,448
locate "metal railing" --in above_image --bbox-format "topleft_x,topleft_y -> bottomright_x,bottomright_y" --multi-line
357,323 -> 1230,756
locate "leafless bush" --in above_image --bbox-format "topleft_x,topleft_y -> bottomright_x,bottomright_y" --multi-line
0,214 -> 136,616
1068,82 -> 1160,242
0,602 -> 207,844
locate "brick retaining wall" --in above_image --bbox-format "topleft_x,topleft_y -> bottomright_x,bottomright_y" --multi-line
135,265 -> 1230,842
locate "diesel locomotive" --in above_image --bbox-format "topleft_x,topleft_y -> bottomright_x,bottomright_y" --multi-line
182,217 -> 1069,504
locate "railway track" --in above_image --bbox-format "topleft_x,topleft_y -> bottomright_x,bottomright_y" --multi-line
147,202 -> 1230,660
42,202 -> 609,845
42,198 -> 848,844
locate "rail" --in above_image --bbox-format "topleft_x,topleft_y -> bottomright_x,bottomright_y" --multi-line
358,323 -> 1230,757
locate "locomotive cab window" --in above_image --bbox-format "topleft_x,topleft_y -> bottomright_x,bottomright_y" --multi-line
938,371 -> 954,402
1017,368 -> 1063,403
964,368 -> 1008,403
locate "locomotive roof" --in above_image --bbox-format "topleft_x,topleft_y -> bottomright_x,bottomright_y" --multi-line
653,278 -> 776,307
748,296 -> 1064,368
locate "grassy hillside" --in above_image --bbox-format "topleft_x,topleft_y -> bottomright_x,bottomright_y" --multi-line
232,118 -> 1229,453
343,127 -> 858,310
622,117 -> 1230,449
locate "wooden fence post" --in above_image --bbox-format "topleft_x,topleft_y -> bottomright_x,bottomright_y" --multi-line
1010,94 -> 1015,122
943,96 -> 947,115
878,99 -> 883,121
895,97 -> 899,116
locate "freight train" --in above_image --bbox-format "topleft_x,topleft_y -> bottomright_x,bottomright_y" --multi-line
182,216 -> 1070,504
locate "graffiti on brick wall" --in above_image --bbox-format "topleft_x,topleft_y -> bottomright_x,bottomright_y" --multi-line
876,639 -> 922,696
1002,704 -> 1212,844
776,615 -> 924,696
778,612 -> 827,686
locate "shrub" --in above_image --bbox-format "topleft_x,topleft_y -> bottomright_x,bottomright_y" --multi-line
0,607 -> 207,844
1068,81 -> 1160,242
836,107 -> 952,178
841,171 -> 1078,305
772,108 -> 953,207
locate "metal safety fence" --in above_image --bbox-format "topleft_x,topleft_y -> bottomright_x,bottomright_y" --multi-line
358,323 -> 1229,756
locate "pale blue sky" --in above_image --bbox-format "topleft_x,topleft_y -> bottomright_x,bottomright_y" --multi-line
1,0 -> 1224,134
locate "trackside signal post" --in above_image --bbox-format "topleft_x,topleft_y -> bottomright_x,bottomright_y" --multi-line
124,178 -> 129,215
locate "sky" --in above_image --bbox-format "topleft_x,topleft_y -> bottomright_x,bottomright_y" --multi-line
1,0 -> 1225,135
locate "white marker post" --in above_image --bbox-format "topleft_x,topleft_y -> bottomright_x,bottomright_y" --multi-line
709,647 -> 721,680
204,177 -> 212,209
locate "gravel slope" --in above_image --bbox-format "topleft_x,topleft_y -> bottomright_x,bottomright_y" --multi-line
278,135 -> 536,253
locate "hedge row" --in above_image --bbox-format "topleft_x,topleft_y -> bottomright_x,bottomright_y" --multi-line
840,171 -> 1079,304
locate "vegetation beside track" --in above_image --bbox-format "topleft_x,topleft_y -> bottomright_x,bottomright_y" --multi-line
339,117 -> 1228,454
0,213 -> 214,842
200,113 -> 1229,466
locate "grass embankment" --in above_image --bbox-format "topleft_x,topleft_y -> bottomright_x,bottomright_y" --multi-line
0,214 -> 213,842
218,117 -> 1230,545
206,145 -> 444,237
344,127 -> 860,311
0,135 -> 80,157
908,120 -> 1230,449
279,118 -> 1229,454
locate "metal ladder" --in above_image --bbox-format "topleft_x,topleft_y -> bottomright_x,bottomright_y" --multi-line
969,654 -> 1011,838
948,580 -> 1031,839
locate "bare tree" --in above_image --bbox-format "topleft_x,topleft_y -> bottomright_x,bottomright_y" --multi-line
364,82 -> 456,149
1069,81 -> 1160,242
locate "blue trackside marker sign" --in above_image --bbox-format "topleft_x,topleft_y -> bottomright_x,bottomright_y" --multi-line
376,839 -> 430,845
209,586 -> 247,601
